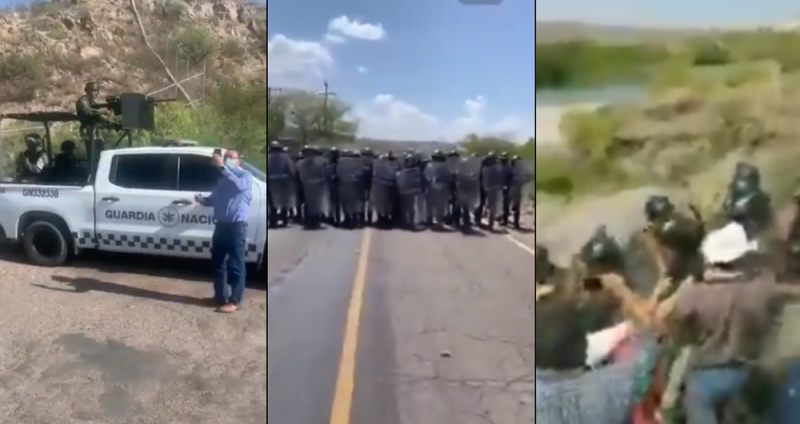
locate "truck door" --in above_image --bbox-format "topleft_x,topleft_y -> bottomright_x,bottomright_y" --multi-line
172,153 -> 261,263
94,152 -> 181,255
170,153 -> 218,259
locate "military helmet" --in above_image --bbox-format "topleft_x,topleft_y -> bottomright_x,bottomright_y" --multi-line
85,81 -> 100,93
579,227 -> 625,277
644,195 -> 675,222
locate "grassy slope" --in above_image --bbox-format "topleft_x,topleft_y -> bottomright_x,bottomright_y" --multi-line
535,21 -> 718,44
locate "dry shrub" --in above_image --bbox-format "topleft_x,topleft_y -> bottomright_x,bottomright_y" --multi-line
0,53 -> 46,102
544,62 -> 800,202
220,38 -> 247,59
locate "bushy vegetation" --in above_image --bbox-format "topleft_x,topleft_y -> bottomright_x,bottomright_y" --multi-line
536,41 -> 668,89
535,60 -> 800,211
536,31 -> 800,90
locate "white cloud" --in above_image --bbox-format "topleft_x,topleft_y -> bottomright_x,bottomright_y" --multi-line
327,16 -> 385,40
268,19 -> 532,141
267,34 -> 332,87
353,95 -> 533,142
267,17 -> 384,87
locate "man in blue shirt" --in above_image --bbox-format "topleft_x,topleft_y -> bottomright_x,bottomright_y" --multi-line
195,150 -> 253,313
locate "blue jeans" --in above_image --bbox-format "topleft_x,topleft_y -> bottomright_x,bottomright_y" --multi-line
771,360 -> 800,423
211,223 -> 247,305
683,365 -> 750,424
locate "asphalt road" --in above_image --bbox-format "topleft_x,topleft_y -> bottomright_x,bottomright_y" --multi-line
268,226 -> 535,424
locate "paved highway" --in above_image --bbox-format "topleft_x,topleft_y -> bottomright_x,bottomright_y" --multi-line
267,227 -> 535,424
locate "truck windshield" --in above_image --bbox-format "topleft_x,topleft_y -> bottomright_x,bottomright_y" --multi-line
241,161 -> 265,182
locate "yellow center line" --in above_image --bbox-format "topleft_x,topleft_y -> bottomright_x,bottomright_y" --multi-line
329,229 -> 372,424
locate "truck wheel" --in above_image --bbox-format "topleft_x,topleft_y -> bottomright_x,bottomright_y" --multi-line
22,221 -> 69,267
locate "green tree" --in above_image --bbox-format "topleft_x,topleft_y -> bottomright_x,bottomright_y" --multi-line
275,91 -> 358,144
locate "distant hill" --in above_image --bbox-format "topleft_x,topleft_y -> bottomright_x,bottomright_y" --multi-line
535,21 -> 718,44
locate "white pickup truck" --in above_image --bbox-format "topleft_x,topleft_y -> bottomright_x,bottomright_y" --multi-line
0,146 -> 267,275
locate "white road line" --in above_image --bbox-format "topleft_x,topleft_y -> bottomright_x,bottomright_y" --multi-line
504,234 -> 535,256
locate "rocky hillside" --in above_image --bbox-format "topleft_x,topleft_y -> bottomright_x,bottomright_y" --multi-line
0,0 -> 265,111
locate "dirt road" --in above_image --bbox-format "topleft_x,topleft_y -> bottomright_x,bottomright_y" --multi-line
267,227 -> 534,424
0,251 -> 266,423
0,225 -> 534,423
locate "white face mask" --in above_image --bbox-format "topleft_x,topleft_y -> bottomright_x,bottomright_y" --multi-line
224,158 -> 239,169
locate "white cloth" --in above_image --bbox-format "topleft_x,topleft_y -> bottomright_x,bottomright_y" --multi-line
701,222 -> 758,264
585,322 -> 632,367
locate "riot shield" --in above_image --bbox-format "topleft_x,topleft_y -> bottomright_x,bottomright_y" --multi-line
424,161 -> 451,222
456,157 -> 482,210
396,167 -> 422,195
336,156 -> 364,215
481,162 -> 505,223
507,161 -> 531,202
266,152 -> 296,211
482,162 -> 505,192
371,158 -> 396,216
396,166 -> 422,226
296,156 -> 329,218
446,156 -> 460,174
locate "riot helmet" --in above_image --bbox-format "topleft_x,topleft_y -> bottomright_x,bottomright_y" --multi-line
644,195 -> 675,223
733,162 -> 760,186
579,226 -> 625,278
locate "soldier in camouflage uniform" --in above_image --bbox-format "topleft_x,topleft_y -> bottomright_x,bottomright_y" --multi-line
75,81 -> 115,141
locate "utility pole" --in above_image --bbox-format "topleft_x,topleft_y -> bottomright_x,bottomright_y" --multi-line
319,80 -> 336,136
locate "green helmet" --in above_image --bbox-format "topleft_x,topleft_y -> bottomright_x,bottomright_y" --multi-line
85,81 -> 100,93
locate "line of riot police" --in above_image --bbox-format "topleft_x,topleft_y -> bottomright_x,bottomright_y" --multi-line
267,141 -> 532,231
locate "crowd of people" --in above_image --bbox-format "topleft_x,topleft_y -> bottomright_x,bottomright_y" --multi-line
267,141 -> 531,230
535,163 -> 800,423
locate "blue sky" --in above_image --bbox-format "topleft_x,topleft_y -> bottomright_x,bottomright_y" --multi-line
268,0 -> 535,141
536,0 -> 800,27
